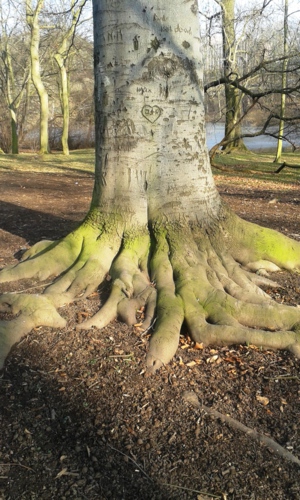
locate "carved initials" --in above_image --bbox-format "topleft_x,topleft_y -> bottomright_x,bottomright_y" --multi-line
142,105 -> 161,123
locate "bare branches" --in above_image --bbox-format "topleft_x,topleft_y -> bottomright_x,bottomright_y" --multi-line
203,0 -> 300,152
205,54 -> 300,94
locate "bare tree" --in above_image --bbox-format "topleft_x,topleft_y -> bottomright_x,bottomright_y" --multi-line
26,0 -> 49,154
274,0 -> 289,162
52,0 -> 88,154
0,0 -> 30,153
219,0 -> 247,151
203,0 -> 300,154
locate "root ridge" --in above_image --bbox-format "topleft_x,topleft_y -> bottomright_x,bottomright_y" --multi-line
1,209 -> 300,372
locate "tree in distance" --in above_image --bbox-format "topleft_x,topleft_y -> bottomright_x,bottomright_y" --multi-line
1,0 -> 300,373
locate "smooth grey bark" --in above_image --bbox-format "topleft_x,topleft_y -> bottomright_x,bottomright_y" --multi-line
92,0 -> 221,225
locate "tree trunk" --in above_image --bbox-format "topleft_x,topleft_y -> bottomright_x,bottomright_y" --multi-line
1,0 -> 300,372
274,0 -> 288,163
53,0 -> 87,156
221,0 -> 247,152
54,52 -> 70,155
92,0 -> 220,224
5,49 -> 19,154
10,112 -> 19,154
26,0 -> 49,155
1,32 -> 28,155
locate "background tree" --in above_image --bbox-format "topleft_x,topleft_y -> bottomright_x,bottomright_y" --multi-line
203,0 -> 300,154
274,0 -> 288,162
52,0 -> 88,155
0,0 -> 94,152
0,0 -> 30,153
1,0 -> 300,372
219,0 -> 247,151
26,0 -> 49,154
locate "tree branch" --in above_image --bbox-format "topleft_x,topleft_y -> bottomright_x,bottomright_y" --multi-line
183,391 -> 300,467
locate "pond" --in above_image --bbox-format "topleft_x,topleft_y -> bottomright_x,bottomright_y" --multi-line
206,122 -> 299,152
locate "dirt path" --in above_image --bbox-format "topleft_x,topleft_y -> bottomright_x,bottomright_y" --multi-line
0,169 -> 299,500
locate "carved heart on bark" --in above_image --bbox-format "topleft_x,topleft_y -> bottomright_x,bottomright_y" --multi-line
142,105 -> 162,123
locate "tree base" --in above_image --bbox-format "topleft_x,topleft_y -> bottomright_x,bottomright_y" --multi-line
1,205 -> 300,373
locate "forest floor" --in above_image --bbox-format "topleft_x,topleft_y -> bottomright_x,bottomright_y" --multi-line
0,150 -> 300,500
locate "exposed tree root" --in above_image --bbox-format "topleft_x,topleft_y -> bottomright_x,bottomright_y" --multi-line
183,391 -> 300,467
1,206 -> 300,372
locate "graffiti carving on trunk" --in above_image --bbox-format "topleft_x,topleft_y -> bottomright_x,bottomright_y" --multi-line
107,118 -> 137,151
142,105 -> 161,123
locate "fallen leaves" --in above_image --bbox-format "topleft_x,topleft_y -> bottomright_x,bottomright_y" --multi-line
186,361 -> 197,367
280,398 -> 288,413
55,468 -> 79,479
256,395 -> 270,406
206,354 -> 219,364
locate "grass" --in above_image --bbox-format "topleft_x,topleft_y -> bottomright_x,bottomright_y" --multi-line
0,148 -> 299,185
212,149 -> 300,184
0,149 -> 95,175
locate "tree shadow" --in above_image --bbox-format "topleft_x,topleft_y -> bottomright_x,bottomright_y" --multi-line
0,201 -> 80,245
0,340 -> 181,500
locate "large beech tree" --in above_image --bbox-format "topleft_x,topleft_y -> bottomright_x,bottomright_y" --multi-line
1,0 -> 300,373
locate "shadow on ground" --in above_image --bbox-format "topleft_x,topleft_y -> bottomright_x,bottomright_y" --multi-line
0,201 -> 79,244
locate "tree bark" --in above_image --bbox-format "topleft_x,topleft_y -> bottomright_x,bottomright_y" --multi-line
92,0 -> 220,224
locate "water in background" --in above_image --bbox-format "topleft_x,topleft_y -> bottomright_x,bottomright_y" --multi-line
205,122 -> 299,152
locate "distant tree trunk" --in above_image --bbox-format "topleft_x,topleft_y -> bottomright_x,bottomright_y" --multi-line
1,30 -> 29,154
221,0 -> 247,151
10,113 -> 18,154
54,51 -> 70,155
19,76 -> 32,144
5,48 -> 19,153
54,0 -> 87,155
26,0 -> 49,154
274,0 -> 288,163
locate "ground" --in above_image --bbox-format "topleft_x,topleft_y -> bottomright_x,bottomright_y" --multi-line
0,155 -> 300,500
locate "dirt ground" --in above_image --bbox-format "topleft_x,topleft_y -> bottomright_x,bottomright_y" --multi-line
0,167 -> 300,500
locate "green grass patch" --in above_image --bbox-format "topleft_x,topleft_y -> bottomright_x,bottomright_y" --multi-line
0,148 -> 299,186
0,149 -> 95,175
212,150 -> 300,184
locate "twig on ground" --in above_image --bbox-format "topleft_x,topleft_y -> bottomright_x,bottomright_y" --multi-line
183,391 -> 300,467
211,161 -> 259,175
0,462 -> 35,472
106,443 -> 152,482
274,161 -> 300,174
264,374 -> 299,381
108,353 -> 134,358
159,481 -> 222,498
